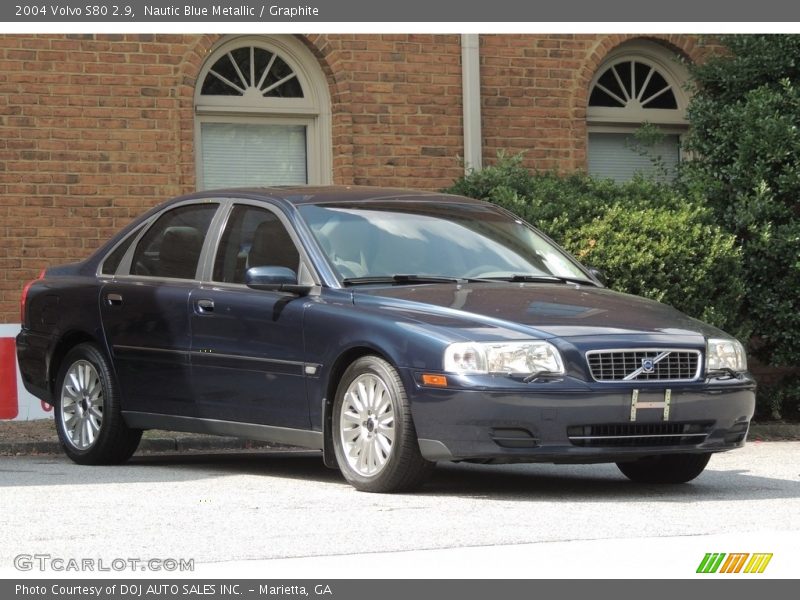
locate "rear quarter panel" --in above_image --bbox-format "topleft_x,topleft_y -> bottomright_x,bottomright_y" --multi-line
19,275 -> 105,400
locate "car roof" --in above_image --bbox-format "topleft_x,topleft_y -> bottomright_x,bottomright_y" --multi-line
171,185 -> 486,207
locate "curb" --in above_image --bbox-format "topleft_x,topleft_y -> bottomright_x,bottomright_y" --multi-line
0,436 -> 284,456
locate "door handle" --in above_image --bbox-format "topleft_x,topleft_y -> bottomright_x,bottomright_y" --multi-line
196,299 -> 215,313
106,293 -> 123,306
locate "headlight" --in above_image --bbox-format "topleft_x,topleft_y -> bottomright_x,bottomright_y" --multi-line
706,338 -> 747,373
443,341 -> 565,376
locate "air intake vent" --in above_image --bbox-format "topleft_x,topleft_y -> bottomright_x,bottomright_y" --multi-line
567,422 -> 712,447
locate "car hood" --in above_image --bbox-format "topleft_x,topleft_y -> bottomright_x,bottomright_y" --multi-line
352,283 -> 723,339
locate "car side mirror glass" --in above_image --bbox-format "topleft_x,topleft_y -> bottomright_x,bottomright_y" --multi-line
587,267 -> 606,286
245,266 -> 311,295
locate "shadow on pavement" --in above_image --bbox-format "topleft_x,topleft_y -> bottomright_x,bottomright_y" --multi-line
2,450 -> 798,503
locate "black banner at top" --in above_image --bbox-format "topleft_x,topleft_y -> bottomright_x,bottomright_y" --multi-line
3,0 -> 800,22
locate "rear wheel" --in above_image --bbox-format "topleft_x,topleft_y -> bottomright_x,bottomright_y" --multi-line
55,343 -> 142,464
332,356 -> 433,492
616,453 -> 712,484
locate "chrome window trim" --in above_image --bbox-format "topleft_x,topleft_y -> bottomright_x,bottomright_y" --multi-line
584,347 -> 703,383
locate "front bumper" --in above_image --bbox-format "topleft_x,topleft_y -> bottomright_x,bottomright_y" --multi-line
403,370 -> 756,464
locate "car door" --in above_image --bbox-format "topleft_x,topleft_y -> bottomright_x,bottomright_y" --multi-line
99,202 -> 220,417
189,202 -> 314,429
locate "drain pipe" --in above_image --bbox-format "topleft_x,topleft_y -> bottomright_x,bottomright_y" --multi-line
461,33 -> 482,173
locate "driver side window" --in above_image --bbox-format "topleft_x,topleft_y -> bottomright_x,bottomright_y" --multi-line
213,205 -> 301,284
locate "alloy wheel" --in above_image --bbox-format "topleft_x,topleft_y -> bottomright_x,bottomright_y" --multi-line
59,360 -> 104,450
338,373 -> 396,477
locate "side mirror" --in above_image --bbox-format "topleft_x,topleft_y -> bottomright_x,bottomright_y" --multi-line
587,267 -> 606,286
245,266 -> 312,296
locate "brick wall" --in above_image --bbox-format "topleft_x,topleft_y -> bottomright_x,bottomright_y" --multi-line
0,33 -> 713,323
480,34 -> 719,172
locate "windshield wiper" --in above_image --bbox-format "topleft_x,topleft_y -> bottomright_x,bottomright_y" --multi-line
342,274 -> 465,287
487,274 -> 598,286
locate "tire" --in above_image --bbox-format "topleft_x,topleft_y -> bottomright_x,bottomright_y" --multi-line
616,453 -> 712,484
54,343 -> 142,465
332,355 -> 433,492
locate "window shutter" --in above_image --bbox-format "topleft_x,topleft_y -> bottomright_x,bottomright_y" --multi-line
588,132 -> 680,183
200,122 -> 307,189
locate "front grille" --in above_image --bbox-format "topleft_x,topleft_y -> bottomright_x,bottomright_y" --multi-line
586,348 -> 701,382
567,422 -> 712,447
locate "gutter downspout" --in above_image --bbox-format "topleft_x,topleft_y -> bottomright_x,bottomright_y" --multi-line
461,33 -> 482,173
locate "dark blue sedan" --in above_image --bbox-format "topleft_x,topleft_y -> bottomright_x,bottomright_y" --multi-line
17,187 -> 755,492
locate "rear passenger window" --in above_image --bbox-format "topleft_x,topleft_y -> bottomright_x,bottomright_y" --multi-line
101,224 -> 144,275
130,204 -> 218,279
213,205 -> 300,284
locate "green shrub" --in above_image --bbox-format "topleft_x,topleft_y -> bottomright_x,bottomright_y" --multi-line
563,205 -> 745,333
681,35 -> 800,366
445,154 -> 746,337
755,375 -> 800,421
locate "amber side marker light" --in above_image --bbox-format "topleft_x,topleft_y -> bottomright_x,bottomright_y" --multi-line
421,374 -> 448,387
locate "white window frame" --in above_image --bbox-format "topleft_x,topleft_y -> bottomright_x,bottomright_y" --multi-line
587,42 -> 690,181
587,42 -> 690,127
194,35 -> 332,189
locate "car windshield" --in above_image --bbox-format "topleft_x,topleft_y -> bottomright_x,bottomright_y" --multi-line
297,201 -> 590,283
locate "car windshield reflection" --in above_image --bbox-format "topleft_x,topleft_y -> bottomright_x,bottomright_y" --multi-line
298,202 -> 588,282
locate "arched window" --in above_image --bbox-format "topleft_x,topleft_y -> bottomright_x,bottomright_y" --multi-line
587,42 -> 689,182
195,36 -> 332,189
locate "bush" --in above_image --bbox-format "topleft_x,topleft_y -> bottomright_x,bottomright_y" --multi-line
564,205 -> 744,333
681,35 -> 800,366
445,154 -> 746,337
755,375 -> 800,421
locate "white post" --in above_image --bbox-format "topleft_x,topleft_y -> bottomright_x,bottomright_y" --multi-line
461,33 -> 482,173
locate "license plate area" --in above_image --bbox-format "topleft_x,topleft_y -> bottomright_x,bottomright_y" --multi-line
630,388 -> 671,422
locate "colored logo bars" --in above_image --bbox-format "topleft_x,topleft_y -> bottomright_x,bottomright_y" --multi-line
696,553 -> 773,574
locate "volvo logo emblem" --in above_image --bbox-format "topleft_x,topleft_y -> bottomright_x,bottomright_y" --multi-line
641,358 -> 655,373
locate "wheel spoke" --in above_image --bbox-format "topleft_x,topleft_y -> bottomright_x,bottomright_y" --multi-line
348,389 -> 365,415
357,381 -> 369,410
374,388 -> 390,414
377,423 -> 395,442
86,374 -> 99,398
85,418 -> 97,445
78,419 -> 87,447
342,426 -> 361,444
341,410 -> 361,424
71,422 -> 81,445
376,434 -> 392,459
64,413 -> 78,429
358,441 -> 369,472
68,372 -> 81,395
346,437 -> 361,459
367,378 -> 377,410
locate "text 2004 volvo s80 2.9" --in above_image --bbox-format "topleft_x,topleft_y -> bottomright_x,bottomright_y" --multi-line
17,187 -> 755,492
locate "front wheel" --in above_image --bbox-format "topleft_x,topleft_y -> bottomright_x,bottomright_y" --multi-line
616,453 -> 712,484
55,343 -> 142,465
332,356 -> 433,492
